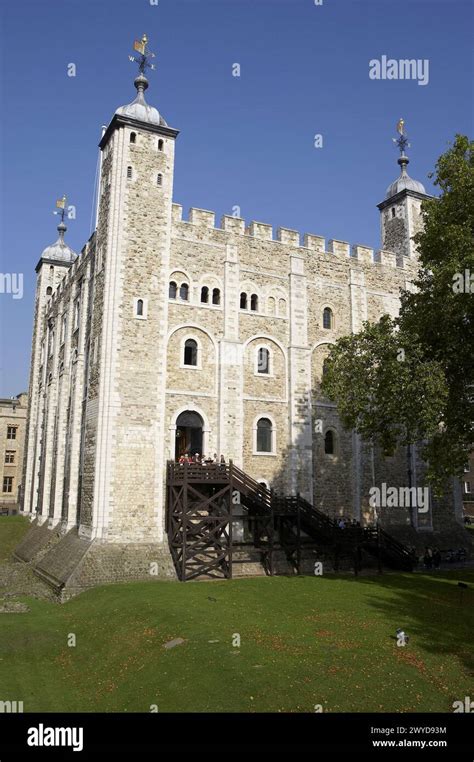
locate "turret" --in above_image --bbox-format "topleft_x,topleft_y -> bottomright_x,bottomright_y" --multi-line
377,120 -> 432,260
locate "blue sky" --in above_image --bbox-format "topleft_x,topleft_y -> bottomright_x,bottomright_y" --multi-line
0,0 -> 472,396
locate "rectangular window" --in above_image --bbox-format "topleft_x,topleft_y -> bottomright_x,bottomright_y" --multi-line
7,426 -> 17,440
5,451 -> 15,464
2,476 -> 13,493
464,482 -> 471,494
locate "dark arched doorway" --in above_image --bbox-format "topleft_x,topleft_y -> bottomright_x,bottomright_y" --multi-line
175,410 -> 204,460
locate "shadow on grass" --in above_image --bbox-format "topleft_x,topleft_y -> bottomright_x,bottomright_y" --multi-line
339,570 -> 474,675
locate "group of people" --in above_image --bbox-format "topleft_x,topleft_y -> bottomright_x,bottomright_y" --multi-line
178,452 -> 226,466
337,517 -> 362,530
423,546 -> 441,569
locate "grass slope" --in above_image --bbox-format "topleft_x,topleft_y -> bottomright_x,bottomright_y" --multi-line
0,515 -> 29,562
0,518 -> 472,713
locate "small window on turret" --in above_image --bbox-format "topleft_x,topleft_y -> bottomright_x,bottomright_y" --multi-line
127,166 -> 133,180
391,208 -> 396,218
323,307 -> 333,329
130,132 -> 136,144
324,430 -> 335,455
157,173 -> 163,186
158,139 -> 164,151
134,297 -> 148,320
46,287 -> 52,296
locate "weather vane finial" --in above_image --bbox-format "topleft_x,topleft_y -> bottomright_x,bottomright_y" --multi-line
53,195 -> 67,224
128,34 -> 156,76
392,118 -> 410,156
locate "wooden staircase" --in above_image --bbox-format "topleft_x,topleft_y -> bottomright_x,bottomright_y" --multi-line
166,461 -> 417,580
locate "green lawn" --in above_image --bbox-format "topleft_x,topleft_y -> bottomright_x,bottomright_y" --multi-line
0,514 -> 29,561
0,517 -> 473,713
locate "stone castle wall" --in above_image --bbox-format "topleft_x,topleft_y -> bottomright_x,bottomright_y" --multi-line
20,114 -> 463,562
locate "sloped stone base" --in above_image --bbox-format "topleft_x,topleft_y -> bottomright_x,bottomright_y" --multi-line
34,528 -> 93,593
13,519 -> 62,563
60,540 -> 177,600
13,523 -> 178,601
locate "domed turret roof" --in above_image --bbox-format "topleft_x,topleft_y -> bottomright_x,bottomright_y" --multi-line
385,155 -> 426,199
115,74 -> 167,127
41,221 -> 77,265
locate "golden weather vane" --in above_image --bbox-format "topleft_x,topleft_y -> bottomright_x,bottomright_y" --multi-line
128,34 -> 156,75
53,195 -> 67,223
392,118 -> 410,156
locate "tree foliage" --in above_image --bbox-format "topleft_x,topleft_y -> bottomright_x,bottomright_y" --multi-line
322,135 -> 474,493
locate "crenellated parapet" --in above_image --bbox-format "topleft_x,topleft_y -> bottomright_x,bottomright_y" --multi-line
171,206 -> 402,268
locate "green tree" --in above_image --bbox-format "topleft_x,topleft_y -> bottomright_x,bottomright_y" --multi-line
322,135 -> 474,493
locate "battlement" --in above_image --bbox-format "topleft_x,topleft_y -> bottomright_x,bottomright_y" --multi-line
169,204 -> 402,267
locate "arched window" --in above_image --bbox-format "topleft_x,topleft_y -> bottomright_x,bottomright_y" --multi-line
184,339 -> 198,366
130,132 -> 136,144
169,281 -> 177,299
267,296 -> 276,315
250,293 -> 258,312
180,283 -> 189,301
46,286 -> 52,295
324,430 -> 335,455
158,139 -> 164,151
323,307 -> 333,329
127,166 -> 132,179
257,347 -> 270,374
201,286 -> 209,304
256,418 -> 273,453
278,298 -> 287,316
157,173 -> 163,186
136,299 -> 144,317
240,292 -> 248,309
212,288 -> 220,305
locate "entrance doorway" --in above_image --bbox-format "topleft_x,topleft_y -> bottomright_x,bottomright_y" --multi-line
175,410 -> 204,460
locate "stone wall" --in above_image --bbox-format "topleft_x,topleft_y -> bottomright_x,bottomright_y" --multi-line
19,101 -> 464,598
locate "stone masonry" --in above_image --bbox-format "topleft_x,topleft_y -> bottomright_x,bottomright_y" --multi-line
18,57 -> 469,596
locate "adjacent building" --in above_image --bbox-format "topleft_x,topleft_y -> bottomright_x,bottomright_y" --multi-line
0,393 -> 28,513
